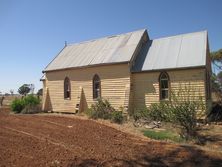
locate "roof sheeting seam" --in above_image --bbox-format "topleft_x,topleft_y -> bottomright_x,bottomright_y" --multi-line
175,35 -> 183,67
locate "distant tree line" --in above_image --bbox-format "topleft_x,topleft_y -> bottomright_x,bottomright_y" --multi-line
0,84 -> 42,106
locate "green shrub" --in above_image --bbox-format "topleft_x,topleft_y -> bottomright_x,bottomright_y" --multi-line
21,104 -> 42,114
145,101 -> 200,139
133,102 -> 173,122
11,98 -> 25,113
133,108 -> 150,121
11,95 -> 41,114
171,102 -> 198,139
86,98 -> 115,120
85,99 -> 124,124
111,111 -> 124,124
23,95 -> 40,106
133,86 -> 205,140
149,102 -> 173,122
169,87 -> 205,139
85,108 -> 93,117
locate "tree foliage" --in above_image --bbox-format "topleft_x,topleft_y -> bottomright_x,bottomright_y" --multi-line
37,88 -> 43,96
211,49 -> 222,62
218,71 -> 222,83
18,84 -> 31,96
211,74 -> 222,91
211,49 -> 222,71
210,49 -> 222,93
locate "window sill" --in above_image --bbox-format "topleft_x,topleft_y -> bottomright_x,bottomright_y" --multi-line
93,97 -> 101,101
160,98 -> 170,102
64,98 -> 71,100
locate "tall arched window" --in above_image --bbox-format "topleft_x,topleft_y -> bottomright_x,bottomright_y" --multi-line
93,74 -> 101,99
64,77 -> 71,99
159,72 -> 170,100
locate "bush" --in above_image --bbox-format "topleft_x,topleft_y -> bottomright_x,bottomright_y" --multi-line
149,102 -> 173,122
111,111 -> 124,124
23,95 -> 40,106
86,98 -> 115,120
85,99 -> 124,124
21,104 -> 42,114
140,101 -> 200,139
133,102 -> 173,122
11,98 -> 25,113
171,102 -> 198,139
11,95 -> 41,114
133,90 -> 205,140
207,103 -> 222,122
133,108 -> 150,121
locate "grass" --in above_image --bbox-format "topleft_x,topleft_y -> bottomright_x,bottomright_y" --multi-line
143,129 -> 184,142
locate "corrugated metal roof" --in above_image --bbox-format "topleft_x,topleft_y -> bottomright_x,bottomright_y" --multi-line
133,31 -> 207,72
44,29 -> 146,72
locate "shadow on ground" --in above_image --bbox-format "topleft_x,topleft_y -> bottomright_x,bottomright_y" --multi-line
196,133 -> 222,146
67,145 -> 222,167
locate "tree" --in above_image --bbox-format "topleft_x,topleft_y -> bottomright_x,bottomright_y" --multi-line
211,49 -> 222,61
217,71 -> 222,84
18,84 -> 31,96
0,96 -> 4,106
37,88 -> 43,96
211,49 -> 222,71
211,49 -> 222,92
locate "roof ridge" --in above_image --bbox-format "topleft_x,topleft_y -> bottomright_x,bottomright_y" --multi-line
66,29 -> 146,47
152,30 -> 207,41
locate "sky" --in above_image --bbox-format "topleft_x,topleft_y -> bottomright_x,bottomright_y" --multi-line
0,0 -> 221,94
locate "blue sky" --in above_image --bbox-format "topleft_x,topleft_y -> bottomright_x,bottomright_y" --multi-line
0,0 -> 221,94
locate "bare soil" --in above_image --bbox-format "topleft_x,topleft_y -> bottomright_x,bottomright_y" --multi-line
1,108 -> 222,167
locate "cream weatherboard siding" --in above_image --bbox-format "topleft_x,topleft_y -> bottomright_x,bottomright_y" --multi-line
43,64 -> 131,112
132,68 -> 206,110
43,67 -> 208,113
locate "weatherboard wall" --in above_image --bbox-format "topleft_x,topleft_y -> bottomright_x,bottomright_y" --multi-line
43,67 -> 207,113
43,64 -> 131,112
132,68 -> 206,110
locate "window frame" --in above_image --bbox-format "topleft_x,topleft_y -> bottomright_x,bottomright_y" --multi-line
64,77 -> 71,100
159,72 -> 170,101
93,74 -> 101,99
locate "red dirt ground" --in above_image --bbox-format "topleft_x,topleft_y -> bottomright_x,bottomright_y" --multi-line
0,109 -> 222,167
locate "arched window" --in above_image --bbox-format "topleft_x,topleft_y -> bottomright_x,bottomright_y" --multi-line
64,77 -> 71,99
93,74 -> 101,99
159,72 -> 170,100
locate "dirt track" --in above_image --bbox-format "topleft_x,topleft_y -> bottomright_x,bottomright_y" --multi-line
0,110 -> 222,167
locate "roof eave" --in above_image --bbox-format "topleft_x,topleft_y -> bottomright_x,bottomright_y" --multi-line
43,61 -> 129,73
131,65 -> 206,73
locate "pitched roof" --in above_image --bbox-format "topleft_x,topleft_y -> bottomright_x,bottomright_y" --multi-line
133,31 -> 207,72
44,29 -> 146,72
